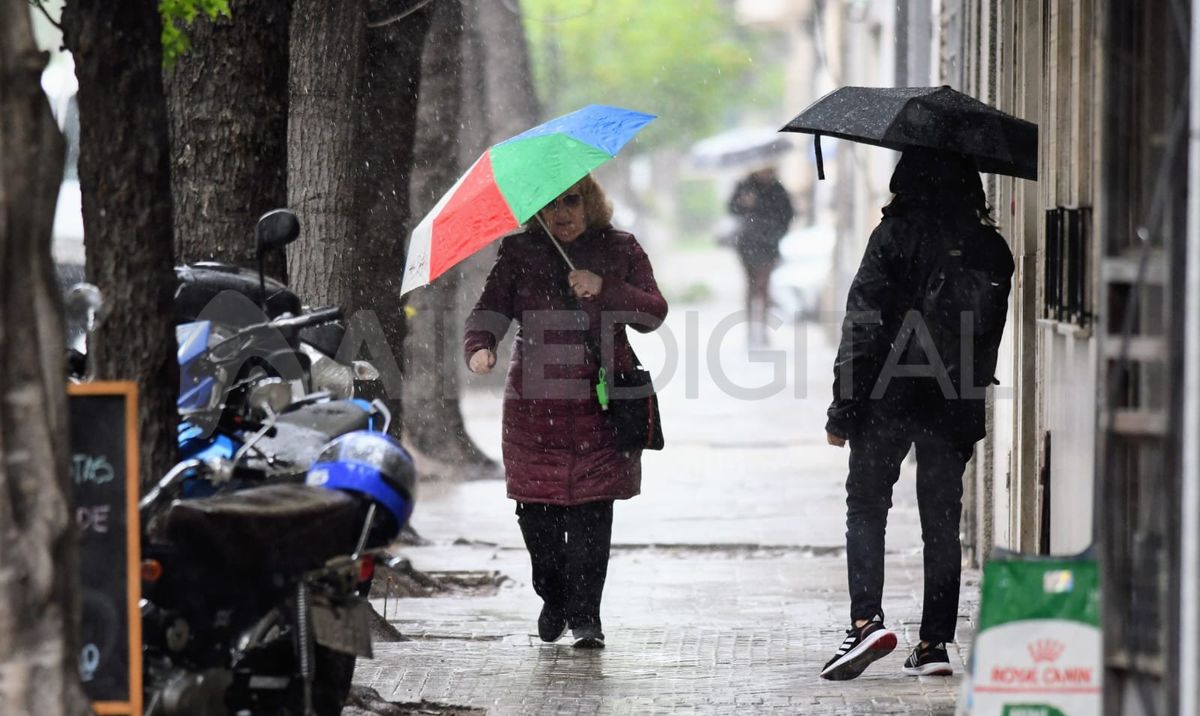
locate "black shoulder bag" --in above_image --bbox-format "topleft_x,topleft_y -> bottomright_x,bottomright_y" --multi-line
580,324 -> 664,452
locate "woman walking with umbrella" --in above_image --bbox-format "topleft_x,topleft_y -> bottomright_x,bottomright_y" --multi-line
464,174 -> 667,648
404,105 -> 661,648
403,105 -> 661,649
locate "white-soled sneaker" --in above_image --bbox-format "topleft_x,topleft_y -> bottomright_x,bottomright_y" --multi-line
819,616 -> 897,681
902,642 -> 953,676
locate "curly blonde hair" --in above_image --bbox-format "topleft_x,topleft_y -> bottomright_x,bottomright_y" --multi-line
529,174 -> 613,232
572,173 -> 614,229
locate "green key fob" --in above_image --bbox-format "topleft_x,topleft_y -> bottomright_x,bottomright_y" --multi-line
596,367 -> 609,410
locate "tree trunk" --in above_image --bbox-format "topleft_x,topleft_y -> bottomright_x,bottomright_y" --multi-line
402,0 -> 496,474
347,1 -> 434,439
473,0 -> 541,141
455,0 -> 541,404
164,0 -> 290,280
286,0 -> 367,309
0,4 -> 88,714
63,0 -> 180,489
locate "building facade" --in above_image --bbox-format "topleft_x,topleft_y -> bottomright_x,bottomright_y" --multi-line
943,1 -> 1193,712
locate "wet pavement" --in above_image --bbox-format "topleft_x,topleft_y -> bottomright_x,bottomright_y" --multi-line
357,248 -> 979,714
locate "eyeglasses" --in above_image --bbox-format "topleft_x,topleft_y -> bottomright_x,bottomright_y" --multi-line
543,193 -> 583,212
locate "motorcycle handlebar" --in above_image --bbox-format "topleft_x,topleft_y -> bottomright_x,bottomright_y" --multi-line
271,307 -> 342,330
204,307 -> 342,364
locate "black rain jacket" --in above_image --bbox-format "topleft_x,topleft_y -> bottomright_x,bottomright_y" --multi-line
826,205 -> 1015,444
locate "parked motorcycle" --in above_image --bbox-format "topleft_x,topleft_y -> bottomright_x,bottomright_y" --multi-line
66,208 -> 411,714
139,429 -> 415,715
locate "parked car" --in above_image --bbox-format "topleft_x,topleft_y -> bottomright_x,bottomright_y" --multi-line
770,223 -> 835,322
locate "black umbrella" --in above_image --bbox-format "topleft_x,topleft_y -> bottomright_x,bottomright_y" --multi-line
780,85 -> 1038,180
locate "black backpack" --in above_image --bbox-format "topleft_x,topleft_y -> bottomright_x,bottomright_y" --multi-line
904,224 -> 1013,397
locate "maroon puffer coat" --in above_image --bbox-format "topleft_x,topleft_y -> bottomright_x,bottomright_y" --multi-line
463,226 -> 668,505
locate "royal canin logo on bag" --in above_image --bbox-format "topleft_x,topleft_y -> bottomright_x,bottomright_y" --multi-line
1028,639 -> 1066,663
980,638 -> 1099,694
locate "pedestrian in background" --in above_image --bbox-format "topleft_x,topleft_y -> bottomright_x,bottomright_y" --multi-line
727,166 -> 794,347
819,148 -> 1014,680
464,174 -> 668,649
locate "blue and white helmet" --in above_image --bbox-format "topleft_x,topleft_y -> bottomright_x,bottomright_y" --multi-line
306,431 -> 416,539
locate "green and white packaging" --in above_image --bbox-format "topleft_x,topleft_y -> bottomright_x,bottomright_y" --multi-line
959,551 -> 1101,716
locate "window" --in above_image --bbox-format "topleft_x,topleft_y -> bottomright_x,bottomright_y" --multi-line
1043,206 -> 1091,326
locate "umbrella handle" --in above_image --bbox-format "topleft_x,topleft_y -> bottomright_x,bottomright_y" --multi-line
534,214 -> 577,271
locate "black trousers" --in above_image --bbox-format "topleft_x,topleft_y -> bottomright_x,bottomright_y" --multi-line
515,500 -> 614,629
845,429 -> 973,643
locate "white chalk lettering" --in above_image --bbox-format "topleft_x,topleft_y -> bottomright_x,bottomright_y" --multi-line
79,643 -> 100,682
76,505 -> 110,534
72,454 -> 114,485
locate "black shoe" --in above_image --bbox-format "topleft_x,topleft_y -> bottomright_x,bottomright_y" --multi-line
571,624 -> 605,649
819,616 -> 897,681
537,604 -> 567,642
902,642 -> 952,676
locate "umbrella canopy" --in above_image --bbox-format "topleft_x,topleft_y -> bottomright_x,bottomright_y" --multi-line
401,104 -> 656,295
780,85 -> 1038,180
688,126 -> 794,172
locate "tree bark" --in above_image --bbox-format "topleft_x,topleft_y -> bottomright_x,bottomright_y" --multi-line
473,0 -> 541,141
0,4 -> 88,713
348,1 -> 434,438
164,0 -> 290,280
286,0 -> 367,309
402,0 -> 496,473
63,0 -> 180,489
455,0 -> 541,402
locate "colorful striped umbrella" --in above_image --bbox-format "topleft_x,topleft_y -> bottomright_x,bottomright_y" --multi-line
401,105 -> 656,295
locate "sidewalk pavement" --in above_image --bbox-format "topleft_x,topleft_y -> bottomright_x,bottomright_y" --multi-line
356,247 -> 979,714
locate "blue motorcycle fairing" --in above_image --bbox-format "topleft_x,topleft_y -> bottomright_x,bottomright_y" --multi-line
176,423 -> 242,498
179,422 -> 240,461
177,321 -> 211,365
177,321 -> 216,410
178,376 -> 217,411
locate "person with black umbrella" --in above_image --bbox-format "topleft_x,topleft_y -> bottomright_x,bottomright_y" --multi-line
779,85 -> 1032,680
726,166 -> 794,347
816,147 -> 1015,680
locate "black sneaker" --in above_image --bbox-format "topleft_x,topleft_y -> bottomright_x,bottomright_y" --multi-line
902,642 -> 953,676
537,604 -> 567,642
819,616 -> 897,680
571,624 -> 605,649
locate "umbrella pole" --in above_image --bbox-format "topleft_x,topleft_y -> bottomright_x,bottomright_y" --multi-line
534,214 -> 577,271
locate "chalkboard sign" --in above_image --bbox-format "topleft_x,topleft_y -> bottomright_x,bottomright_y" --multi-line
68,382 -> 142,716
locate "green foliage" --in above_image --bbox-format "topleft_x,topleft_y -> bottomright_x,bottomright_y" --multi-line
160,0 -> 230,67
522,0 -> 761,150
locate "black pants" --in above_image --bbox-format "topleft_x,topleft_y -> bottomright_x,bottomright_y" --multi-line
845,430 -> 973,643
516,500 -> 614,629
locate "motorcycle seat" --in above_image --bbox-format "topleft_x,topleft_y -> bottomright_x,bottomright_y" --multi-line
242,402 -> 375,478
276,400 -> 371,437
164,483 -> 365,574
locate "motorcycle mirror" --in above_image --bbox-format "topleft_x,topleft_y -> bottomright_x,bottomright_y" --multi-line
255,209 -> 300,252
64,282 -> 103,373
254,209 -> 300,310
352,360 -> 381,382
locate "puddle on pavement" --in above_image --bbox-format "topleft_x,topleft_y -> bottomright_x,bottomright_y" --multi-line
370,561 -> 511,599
345,686 -> 485,716
609,543 -> 845,559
